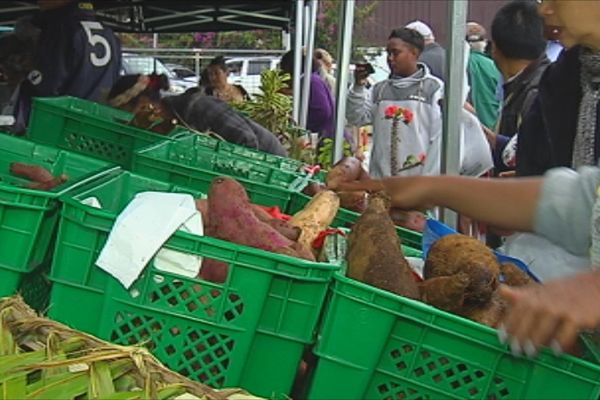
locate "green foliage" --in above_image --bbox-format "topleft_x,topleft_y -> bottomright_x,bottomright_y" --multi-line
234,70 -> 293,134
233,70 -> 316,164
317,138 -> 353,170
315,0 -> 379,59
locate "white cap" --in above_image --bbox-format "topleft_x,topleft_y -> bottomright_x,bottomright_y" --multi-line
406,20 -> 434,41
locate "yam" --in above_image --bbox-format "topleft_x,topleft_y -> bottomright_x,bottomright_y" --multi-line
346,192 -> 420,299
420,273 -> 470,312
500,262 -> 534,287
424,234 -> 500,306
290,190 -> 340,252
461,291 -> 506,328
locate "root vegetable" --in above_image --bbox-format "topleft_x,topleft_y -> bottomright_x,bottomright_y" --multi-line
195,198 -> 300,241
420,273 -> 470,312
10,162 -> 54,182
25,174 -> 68,190
200,177 -> 314,283
424,234 -> 500,306
346,192 -> 420,299
290,190 -> 340,252
325,156 -> 369,190
500,262 -> 534,287
461,291 -> 506,328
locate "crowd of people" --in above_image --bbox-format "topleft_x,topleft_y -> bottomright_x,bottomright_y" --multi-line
1,0 -> 600,359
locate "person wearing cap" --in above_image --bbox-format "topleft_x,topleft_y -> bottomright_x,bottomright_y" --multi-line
405,20 -> 446,81
466,22 -> 501,131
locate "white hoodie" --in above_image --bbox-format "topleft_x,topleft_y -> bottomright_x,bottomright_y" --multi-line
346,62 -> 492,178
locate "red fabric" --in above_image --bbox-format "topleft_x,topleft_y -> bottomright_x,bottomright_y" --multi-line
312,228 -> 346,249
259,206 -> 291,221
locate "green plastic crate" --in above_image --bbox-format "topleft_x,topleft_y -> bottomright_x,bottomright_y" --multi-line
48,170 -> 340,398
0,134 -> 113,300
135,134 -> 322,191
26,96 -> 190,168
307,273 -> 600,400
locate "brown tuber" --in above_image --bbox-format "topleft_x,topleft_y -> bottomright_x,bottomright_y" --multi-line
346,192 -> 419,299
424,234 -> 500,306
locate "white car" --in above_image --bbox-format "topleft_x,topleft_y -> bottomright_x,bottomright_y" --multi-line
121,54 -> 197,95
225,56 -> 280,96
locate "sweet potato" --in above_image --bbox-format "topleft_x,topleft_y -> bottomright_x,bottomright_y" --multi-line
346,192 -> 420,299
389,209 -> 427,232
10,162 -> 53,182
25,174 -> 68,190
338,191 -> 368,213
420,273 -> 470,312
325,156 -> 369,189
424,234 -> 500,306
302,182 -> 326,197
200,177 -> 314,283
500,262 -> 534,287
290,190 -> 340,252
195,198 -> 300,241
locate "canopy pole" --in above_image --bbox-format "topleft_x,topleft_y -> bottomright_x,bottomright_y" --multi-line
299,0 -> 318,129
440,0 -> 468,229
333,0 -> 355,163
292,0 -> 305,123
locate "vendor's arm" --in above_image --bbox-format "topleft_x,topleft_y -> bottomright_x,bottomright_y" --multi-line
333,175 -> 542,231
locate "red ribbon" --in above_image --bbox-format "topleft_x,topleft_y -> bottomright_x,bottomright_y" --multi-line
312,228 -> 346,250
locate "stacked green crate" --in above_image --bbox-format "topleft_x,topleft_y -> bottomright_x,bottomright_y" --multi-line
48,170 -> 340,398
0,133 -> 114,308
27,96 -> 190,168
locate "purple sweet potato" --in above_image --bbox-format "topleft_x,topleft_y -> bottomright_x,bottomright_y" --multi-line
200,177 -> 314,283
195,198 -> 300,241
325,156 -> 369,189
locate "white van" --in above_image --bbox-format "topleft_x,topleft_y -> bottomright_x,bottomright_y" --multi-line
225,56 -> 280,96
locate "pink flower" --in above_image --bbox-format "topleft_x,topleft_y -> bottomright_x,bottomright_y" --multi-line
402,109 -> 414,124
385,105 -> 400,119
418,153 -> 426,163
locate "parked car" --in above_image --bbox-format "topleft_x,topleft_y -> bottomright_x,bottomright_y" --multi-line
121,54 -> 197,95
165,63 -> 199,84
225,56 -> 280,96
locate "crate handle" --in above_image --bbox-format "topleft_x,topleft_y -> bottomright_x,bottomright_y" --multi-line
54,166 -> 122,197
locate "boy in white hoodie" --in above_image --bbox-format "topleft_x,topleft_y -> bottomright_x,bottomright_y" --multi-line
347,28 -> 444,178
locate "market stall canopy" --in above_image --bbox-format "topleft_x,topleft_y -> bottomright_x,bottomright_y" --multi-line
0,0 -> 294,32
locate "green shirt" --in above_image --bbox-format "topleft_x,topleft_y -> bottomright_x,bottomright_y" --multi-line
467,50 -> 501,130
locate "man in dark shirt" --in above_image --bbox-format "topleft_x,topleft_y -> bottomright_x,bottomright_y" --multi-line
14,0 -> 121,133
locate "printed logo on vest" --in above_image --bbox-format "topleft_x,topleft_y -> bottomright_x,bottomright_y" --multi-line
28,70 -> 42,86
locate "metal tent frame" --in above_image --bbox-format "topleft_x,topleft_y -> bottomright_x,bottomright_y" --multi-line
0,1 -> 293,33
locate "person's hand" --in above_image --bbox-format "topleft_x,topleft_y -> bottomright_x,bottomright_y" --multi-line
482,126 -> 497,150
330,176 -> 434,211
498,270 -> 600,357
354,64 -> 370,86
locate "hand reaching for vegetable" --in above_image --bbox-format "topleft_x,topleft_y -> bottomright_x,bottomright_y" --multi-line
330,176 -> 434,211
498,269 -> 600,357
